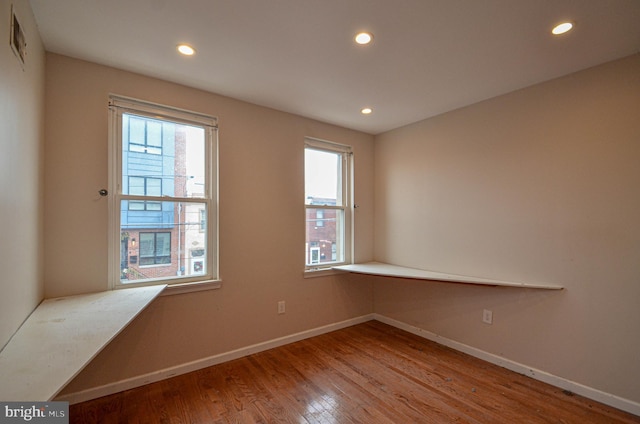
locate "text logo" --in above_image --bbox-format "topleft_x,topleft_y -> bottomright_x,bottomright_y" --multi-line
1,402 -> 68,423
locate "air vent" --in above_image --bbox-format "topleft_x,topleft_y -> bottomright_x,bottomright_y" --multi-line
10,5 -> 26,65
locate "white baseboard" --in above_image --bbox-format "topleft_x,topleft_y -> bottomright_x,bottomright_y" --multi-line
57,314 -> 375,405
373,313 -> 640,417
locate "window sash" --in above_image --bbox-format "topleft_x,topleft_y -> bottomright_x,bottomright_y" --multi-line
111,95 -> 217,128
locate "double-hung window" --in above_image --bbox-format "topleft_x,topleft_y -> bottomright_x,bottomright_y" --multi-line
109,95 -> 218,289
304,138 -> 353,271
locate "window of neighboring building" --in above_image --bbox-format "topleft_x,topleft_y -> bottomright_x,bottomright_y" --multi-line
316,209 -> 324,227
128,176 -> 162,210
199,209 -> 206,232
109,95 -> 218,289
128,115 -> 163,155
304,138 -> 352,271
139,232 -> 171,265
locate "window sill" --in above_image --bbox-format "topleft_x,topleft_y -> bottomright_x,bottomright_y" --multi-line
160,279 -> 222,295
304,267 -> 341,278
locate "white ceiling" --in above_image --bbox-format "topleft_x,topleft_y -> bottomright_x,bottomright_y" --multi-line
29,0 -> 640,135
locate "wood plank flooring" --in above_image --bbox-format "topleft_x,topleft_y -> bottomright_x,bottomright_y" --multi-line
69,320 -> 640,423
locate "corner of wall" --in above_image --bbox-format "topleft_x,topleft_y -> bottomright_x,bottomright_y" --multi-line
0,0 -> 46,348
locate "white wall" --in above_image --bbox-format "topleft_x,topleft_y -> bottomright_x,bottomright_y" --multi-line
43,54 -> 374,395
373,54 -> 640,405
0,0 -> 45,349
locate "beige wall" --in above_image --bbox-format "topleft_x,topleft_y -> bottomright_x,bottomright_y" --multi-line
0,0 -> 45,349
373,54 -> 640,403
44,54 -> 374,394
10,11 -> 638,405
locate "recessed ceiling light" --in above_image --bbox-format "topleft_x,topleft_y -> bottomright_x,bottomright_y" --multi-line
355,32 -> 373,45
552,22 -> 573,35
361,107 -> 373,115
177,44 -> 195,56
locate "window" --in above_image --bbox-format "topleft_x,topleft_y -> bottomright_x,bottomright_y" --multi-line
199,209 -> 206,232
127,115 -> 163,155
128,177 -> 162,210
109,95 -> 218,289
305,138 -> 352,271
139,232 -> 171,265
316,209 -> 324,227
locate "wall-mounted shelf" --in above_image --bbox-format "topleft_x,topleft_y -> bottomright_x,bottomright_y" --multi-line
333,262 -> 563,290
0,285 -> 166,401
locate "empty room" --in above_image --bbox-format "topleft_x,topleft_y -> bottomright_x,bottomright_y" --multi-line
1,0 -> 639,422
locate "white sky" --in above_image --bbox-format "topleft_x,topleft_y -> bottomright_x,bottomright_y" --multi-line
305,149 -> 338,200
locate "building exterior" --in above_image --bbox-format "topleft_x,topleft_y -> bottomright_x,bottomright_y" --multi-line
119,115 -> 204,282
305,196 -> 339,266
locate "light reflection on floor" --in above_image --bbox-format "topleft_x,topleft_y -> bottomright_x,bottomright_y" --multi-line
304,393 -> 339,423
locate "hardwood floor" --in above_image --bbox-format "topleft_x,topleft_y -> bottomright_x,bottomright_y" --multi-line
70,321 -> 640,423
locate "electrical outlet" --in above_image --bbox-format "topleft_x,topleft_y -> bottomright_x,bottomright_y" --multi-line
278,301 -> 286,314
482,309 -> 493,324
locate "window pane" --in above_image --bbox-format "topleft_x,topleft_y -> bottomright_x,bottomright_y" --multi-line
183,126 -> 206,199
129,201 -> 145,211
146,120 -> 162,147
129,117 -> 146,145
316,209 -> 324,227
305,149 -> 341,206
120,201 -> 208,284
139,233 -> 155,258
200,209 -> 206,231
155,232 -> 171,264
306,208 -> 343,265
122,115 -> 205,200
146,201 -> 162,211
146,178 -> 162,196
125,114 -> 162,155
129,177 -> 145,196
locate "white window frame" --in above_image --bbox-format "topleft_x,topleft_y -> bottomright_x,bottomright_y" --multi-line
108,95 -> 219,293
304,137 -> 353,273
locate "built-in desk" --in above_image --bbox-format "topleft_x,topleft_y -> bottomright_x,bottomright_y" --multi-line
0,285 -> 165,401
333,262 -> 563,290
